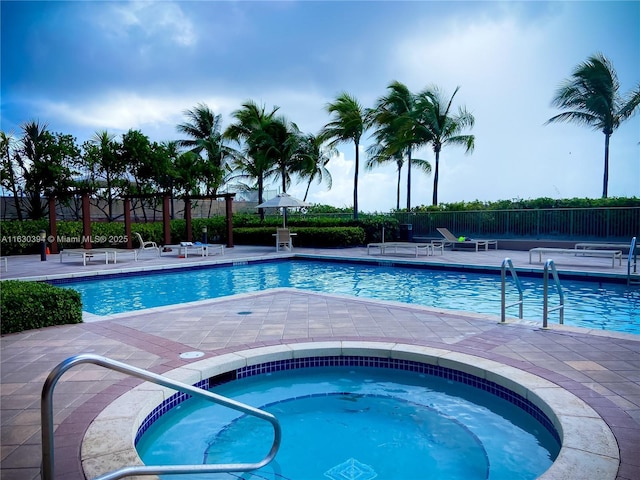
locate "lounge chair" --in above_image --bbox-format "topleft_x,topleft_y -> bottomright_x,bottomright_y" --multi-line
367,242 -> 439,257
134,232 -> 160,257
178,241 -> 224,258
436,228 -> 498,252
275,228 -> 293,252
529,247 -> 622,268
59,249 -> 109,266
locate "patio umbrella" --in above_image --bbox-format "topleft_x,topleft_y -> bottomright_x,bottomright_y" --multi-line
256,193 -> 310,227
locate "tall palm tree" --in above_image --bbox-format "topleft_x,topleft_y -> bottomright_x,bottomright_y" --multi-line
370,81 -> 432,209
546,53 -> 640,198
262,115 -> 305,194
224,101 -> 281,219
176,103 -> 230,196
297,133 -> 335,201
321,92 -> 368,219
414,86 -> 475,206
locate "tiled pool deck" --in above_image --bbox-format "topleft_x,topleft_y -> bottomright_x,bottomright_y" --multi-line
0,245 -> 638,480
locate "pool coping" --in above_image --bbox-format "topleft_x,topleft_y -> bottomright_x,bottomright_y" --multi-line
16,251 -> 631,284
81,341 -> 620,480
41,254 -> 637,339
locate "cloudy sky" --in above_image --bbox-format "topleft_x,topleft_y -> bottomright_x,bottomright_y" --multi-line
2,1 -> 639,212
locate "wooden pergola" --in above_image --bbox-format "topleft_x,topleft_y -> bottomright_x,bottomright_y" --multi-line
47,192 -> 236,253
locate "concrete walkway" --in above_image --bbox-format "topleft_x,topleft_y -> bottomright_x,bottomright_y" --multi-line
1,245 -> 638,480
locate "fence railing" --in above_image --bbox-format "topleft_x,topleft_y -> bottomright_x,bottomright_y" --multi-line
393,207 -> 640,240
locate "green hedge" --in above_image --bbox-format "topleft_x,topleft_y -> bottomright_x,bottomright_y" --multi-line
0,216 -> 387,254
0,281 -> 82,334
233,226 -> 366,247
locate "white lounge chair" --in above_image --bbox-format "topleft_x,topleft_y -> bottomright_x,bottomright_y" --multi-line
275,228 -> 293,252
367,242 -> 437,257
436,228 -> 497,252
178,241 -> 224,258
134,232 -> 160,257
529,247 -> 622,268
59,249 -> 109,266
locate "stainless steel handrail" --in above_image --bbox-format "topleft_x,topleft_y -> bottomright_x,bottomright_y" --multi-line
500,258 -> 523,322
542,259 -> 564,328
627,236 -> 638,286
41,354 -> 282,480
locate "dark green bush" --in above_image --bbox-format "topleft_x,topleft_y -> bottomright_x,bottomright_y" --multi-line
233,226 -> 366,247
0,219 -> 48,255
0,281 -> 82,334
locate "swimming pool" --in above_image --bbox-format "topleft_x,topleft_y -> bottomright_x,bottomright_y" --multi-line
135,365 -> 560,479
56,259 -> 639,334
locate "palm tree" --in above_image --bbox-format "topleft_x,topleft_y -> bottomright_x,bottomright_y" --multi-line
176,103 -> 230,196
414,86 -> 475,206
546,53 -> 640,198
297,133 -> 335,201
321,92 -> 368,219
224,101 -> 281,219
14,121 -> 80,219
262,115 -> 305,194
370,81 -> 433,209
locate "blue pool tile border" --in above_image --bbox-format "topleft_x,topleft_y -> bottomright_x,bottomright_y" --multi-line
45,255 -> 627,287
134,355 -> 561,446
46,258 -> 283,285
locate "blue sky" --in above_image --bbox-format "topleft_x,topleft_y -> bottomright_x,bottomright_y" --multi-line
2,1 -> 639,211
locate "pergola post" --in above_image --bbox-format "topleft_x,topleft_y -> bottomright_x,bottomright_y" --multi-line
225,194 -> 234,248
124,198 -> 132,249
81,191 -> 91,249
48,196 -> 58,254
185,198 -> 192,242
162,193 -> 171,246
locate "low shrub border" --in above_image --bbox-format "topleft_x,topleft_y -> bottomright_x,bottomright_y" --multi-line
0,281 -> 82,334
233,226 -> 367,247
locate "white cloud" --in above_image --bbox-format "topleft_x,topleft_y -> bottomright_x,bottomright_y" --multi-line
102,1 -> 196,46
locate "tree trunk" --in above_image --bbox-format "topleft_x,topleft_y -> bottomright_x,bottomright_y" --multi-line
602,133 -> 610,198
9,183 -> 22,221
396,167 -> 401,210
303,179 -> 311,202
258,176 -> 265,222
432,148 -> 440,206
406,148 -> 412,210
353,141 -> 359,220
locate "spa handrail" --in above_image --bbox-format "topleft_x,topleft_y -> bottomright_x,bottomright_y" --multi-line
41,353 -> 282,480
627,236 -> 638,286
500,257 -> 523,322
542,259 -> 564,328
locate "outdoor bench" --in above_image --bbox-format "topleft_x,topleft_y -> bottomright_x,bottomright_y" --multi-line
529,247 -> 622,268
367,242 -> 440,257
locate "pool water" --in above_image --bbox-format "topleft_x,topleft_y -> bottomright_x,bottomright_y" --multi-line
136,367 -> 560,479
58,259 -> 639,334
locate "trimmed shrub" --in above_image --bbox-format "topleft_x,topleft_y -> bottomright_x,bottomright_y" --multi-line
0,281 -> 82,334
233,226 -> 366,247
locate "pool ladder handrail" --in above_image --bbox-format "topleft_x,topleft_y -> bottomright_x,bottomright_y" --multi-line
627,236 -> 639,286
500,257 -> 523,322
542,259 -> 564,328
41,353 -> 282,480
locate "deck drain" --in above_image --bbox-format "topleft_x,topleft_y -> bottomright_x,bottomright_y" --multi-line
179,351 -> 205,359
237,311 -> 253,315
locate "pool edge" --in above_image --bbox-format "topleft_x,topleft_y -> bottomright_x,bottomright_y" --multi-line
80,341 -> 620,480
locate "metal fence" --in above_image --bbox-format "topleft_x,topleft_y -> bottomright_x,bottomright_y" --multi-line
393,207 -> 640,240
